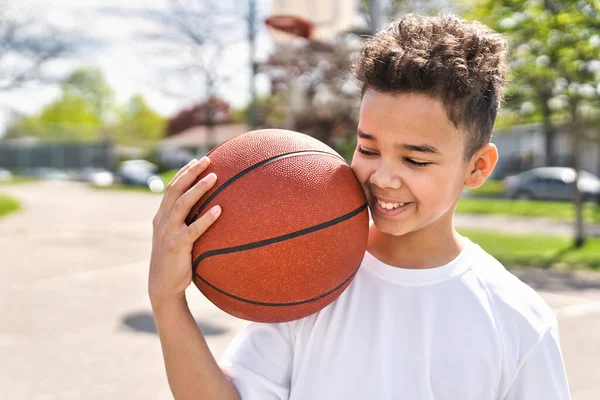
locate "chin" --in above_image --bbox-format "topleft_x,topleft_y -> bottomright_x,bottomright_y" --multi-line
371,216 -> 411,237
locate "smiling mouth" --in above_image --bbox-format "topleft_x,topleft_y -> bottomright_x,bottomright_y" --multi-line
371,196 -> 413,216
376,198 -> 405,210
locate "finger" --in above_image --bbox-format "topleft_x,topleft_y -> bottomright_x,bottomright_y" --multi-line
162,157 -> 210,212
171,172 -> 218,226
170,158 -> 198,184
185,205 -> 222,244
170,157 -> 207,188
157,159 -> 198,212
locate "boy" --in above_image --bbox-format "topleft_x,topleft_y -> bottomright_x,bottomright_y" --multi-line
149,14 -> 571,399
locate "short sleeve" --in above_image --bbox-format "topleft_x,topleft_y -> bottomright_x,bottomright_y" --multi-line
502,323 -> 571,400
219,321 -> 294,400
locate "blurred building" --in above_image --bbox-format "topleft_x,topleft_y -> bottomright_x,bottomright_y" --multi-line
166,98 -> 233,137
491,123 -> 600,179
157,123 -> 250,168
159,96 -> 250,168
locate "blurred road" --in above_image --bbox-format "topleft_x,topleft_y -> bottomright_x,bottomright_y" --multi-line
1,181 -> 599,399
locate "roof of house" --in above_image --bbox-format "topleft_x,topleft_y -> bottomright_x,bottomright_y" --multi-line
159,123 -> 250,148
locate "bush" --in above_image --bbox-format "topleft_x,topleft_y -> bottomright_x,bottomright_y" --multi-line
0,196 -> 20,218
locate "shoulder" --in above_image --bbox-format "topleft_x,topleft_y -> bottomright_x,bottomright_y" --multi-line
466,240 -> 556,330
464,239 -> 557,358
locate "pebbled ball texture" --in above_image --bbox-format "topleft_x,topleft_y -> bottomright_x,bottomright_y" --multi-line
187,129 -> 369,323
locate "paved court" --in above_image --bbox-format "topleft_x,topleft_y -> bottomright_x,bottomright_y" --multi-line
1,181 -> 599,399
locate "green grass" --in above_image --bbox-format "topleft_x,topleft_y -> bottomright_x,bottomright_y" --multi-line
0,195 -> 20,218
160,169 -> 178,184
0,176 -> 39,185
466,179 -> 505,197
460,229 -> 600,270
94,184 -> 159,193
457,198 -> 600,223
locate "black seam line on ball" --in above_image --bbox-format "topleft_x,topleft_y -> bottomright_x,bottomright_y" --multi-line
195,262 -> 359,307
185,149 -> 348,226
193,202 -> 367,273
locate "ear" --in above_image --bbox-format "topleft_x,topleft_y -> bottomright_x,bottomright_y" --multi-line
464,143 -> 498,189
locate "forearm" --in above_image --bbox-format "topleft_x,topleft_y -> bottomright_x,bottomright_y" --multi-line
152,295 -> 241,400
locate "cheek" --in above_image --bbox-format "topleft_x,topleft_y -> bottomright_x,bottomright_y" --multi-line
408,172 -> 438,199
409,168 -> 461,204
350,156 -> 372,183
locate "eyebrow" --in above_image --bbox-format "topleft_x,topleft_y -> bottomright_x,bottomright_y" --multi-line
357,129 -> 441,154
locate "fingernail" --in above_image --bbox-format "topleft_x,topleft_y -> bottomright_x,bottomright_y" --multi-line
211,205 -> 221,216
190,158 -> 198,165
196,156 -> 209,166
204,173 -> 216,183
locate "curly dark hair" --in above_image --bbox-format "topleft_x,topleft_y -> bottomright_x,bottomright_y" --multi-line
352,14 -> 509,158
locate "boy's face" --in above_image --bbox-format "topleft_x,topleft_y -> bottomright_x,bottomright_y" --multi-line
351,90 -> 471,237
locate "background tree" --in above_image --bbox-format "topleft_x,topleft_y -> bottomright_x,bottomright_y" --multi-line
0,5 -> 74,91
5,67 -> 113,141
113,95 -> 165,147
166,97 -> 234,137
352,0 -> 445,35
106,0 -> 252,151
261,39 -> 360,146
231,95 -> 287,129
5,68 -> 165,147
5,91 -> 102,141
468,0 -> 600,246
63,67 -> 116,122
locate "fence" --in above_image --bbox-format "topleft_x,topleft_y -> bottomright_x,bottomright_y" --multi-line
0,140 -> 115,171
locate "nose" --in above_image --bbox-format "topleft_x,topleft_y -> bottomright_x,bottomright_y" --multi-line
369,162 -> 401,190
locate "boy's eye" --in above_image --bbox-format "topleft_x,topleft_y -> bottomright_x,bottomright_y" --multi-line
356,147 -> 432,167
356,146 -> 377,156
405,158 -> 432,167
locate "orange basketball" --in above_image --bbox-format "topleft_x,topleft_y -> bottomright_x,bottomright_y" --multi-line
186,129 -> 369,323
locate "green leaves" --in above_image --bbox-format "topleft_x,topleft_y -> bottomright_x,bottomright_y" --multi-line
63,67 -> 116,120
113,95 -> 166,147
468,0 -> 600,125
6,91 -> 102,141
5,68 -> 165,146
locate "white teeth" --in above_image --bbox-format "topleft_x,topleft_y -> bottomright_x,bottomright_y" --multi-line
377,199 -> 404,209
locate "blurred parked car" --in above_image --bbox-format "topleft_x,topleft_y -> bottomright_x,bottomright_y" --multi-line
116,160 -> 164,192
504,167 -> 600,202
31,168 -> 70,181
77,167 -> 115,187
0,168 -> 13,182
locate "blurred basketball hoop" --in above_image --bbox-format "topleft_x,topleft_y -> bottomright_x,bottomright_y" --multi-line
265,15 -> 314,41
265,0 -> 355,130
265,0 -> 355,44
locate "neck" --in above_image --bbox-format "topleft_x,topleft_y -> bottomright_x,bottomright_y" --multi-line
367,212 -> 465,270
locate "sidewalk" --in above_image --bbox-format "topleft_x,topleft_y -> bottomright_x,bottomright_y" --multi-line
455,213 -> 600,237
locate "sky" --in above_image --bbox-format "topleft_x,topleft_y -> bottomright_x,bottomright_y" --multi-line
0,0 -> 275,133
0,0 -> 454,135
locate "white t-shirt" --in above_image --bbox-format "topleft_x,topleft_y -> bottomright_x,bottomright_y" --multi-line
219,237 -> 570,399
